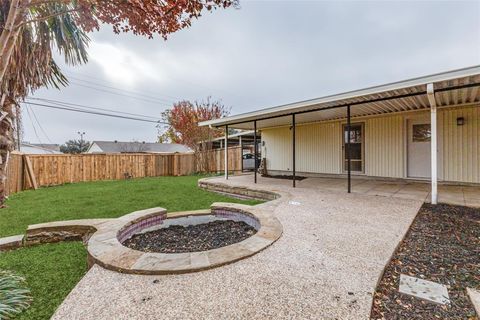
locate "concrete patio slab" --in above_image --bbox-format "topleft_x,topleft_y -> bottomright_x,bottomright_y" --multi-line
299,175 -> 479,207
52,175 -> 423,319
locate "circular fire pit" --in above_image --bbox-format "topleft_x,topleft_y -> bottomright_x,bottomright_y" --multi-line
122,214 -> 258,253
86,203 -> 282,275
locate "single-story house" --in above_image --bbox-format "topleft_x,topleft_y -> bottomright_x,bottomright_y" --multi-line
20,142 -> 63,154
200,65 -> 480,204
87,141 -> 192,154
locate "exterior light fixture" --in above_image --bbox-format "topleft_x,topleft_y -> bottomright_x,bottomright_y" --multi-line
456,117 -> 465,126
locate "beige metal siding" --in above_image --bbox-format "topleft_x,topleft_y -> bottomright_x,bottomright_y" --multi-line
440,106 -> 480,183
261,105 -> 479,184
296,122 -> 342,174
262,127 -> 292,171
262,122 -> 342,174
365,115 -> 405,178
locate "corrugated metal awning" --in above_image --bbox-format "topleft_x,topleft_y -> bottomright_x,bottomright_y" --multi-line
200,66 -> 480,130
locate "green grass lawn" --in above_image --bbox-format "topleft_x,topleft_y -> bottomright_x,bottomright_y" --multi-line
0,175 -> 260,237
0,242 -> 86,320
0,175 -> 260,319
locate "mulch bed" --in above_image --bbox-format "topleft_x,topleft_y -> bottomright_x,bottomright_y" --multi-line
261,174 -> 307,181
123,220 -> 257,253
371,203 -> 480,319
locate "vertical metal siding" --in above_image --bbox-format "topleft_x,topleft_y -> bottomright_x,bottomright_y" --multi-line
296,122 -> 342,174
262,122 -> 342,174
261,106 -> 479,183
262,127 -> 292,171
440,106 -> 480,183
365,115 -> 404,178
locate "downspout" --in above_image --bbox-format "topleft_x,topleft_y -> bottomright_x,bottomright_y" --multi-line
427,83 -> 438,205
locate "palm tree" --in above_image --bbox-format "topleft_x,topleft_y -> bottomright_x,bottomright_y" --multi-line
0,1 -> 89,203
0,0 -> 238,204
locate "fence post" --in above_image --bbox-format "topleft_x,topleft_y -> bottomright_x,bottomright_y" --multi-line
23,155 -> 38,190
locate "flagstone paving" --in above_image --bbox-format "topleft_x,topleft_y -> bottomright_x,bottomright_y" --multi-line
52,175 -> 423,319
399,274 -> 450,305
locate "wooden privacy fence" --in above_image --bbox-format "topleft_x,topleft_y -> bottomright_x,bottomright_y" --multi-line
5,146 -> 243,196
5,152 -> 25,195
195,146 -> 242,173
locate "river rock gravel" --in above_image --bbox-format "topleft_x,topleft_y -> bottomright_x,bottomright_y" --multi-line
123,220 -> 257,253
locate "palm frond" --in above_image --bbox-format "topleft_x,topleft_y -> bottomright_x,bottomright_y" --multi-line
1,0 -> 90,99
42,2 -> 89,65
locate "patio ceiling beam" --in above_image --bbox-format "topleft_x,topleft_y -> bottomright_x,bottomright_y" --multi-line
427,84 -> 438,205
212,82 -> 480,129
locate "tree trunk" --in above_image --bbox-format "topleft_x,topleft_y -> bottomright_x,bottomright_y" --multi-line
0,0 -> 24,83
0,96 -> 16,204
0,0 -> 27,205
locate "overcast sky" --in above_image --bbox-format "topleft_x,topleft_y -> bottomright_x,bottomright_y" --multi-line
24,0 -> 480,145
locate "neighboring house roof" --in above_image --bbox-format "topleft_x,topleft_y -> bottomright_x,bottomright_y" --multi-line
200,65 -> 480,129
87,141 -> 192,154
20,143 -> 63,154
29,143 -> 61,152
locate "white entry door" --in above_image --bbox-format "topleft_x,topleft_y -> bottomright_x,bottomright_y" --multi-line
407,119 -> 431,178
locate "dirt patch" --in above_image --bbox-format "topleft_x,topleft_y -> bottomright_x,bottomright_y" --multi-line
123,220 -> 257,253
371,203 -> 480,319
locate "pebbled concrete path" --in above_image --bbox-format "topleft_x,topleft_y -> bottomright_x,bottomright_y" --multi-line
52,175 -> 422,320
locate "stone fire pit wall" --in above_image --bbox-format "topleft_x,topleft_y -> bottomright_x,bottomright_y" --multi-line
86,203 -> 283,275
117,213 -> 167,243
211,207 -> 260,230
5,203 -> 282,275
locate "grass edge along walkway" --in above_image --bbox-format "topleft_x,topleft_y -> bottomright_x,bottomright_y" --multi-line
0,175 -> 261,319
0,175 -> 261,238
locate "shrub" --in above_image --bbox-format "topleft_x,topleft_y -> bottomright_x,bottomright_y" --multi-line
0,270 -> 31,319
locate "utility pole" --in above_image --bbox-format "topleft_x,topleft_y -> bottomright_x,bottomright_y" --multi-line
15,106 -> 21,150
77,131 -> 85,143
77,131 -> 86,153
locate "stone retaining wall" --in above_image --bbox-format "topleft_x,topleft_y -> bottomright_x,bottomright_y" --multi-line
198,180 -> 279,201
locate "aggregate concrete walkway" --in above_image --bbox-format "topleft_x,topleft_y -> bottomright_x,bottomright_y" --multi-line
53,175 -> 423,319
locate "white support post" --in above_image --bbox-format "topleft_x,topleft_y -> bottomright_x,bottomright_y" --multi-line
427,83 -> 438,204
224,125 -> 228,180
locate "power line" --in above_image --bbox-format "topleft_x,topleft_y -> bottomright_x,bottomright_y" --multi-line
24,105 -> 43,144
28,103 -> 53,143
65,74 -> 181,102
23,101 -> 167,124
63,69 -> 250,111
66,67 -> 242,102
68,82 -> 174,105
28,97 -> 160,121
